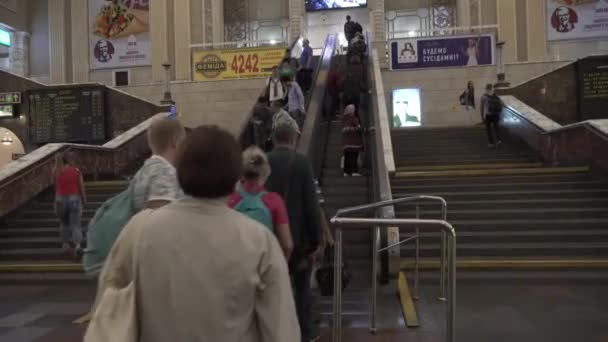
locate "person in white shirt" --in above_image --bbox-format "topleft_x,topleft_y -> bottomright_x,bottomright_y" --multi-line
132,117 -> 185,211
267,66 -> 286,103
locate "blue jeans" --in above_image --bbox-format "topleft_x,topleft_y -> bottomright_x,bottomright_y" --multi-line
55,195 -> 83,247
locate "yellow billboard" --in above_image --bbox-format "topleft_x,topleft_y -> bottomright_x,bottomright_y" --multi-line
193,46 -> 285,81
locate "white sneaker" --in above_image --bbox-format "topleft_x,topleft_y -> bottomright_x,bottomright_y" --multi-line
353,173 -> 362,177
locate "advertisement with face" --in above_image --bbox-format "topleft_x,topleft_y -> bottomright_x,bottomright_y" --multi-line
89,0 -> 151,69
547,0 -> 608,40
392,88 -> 422,128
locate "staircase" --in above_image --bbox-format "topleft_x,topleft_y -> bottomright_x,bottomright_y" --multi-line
0,181 -> 127,265
390,126 -> 608,264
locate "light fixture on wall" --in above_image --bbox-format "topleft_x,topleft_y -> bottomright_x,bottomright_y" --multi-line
1,133 -> 13,146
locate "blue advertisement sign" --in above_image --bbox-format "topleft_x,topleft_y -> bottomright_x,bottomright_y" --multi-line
390,34 -> 495,70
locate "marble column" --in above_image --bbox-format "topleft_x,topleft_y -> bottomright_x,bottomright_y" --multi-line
212,0 -> 224,43
526,0 -> 547,61
151,0 -> 170,82
174,0 -> 192,80
71,0 -> 89,83
49,0 -> 68,84
9,32 -> 30,77
496,0 -> 518,64
288,0 -> 305,42
457,0 -> 471,28
369,0 -> 387,67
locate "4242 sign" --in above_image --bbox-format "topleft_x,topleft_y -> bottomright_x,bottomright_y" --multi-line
193,46 -> 285,81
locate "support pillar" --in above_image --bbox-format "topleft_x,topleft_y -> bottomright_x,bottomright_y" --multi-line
174,0 -> 192,80
526,0 -> 547,61
71,0 -> 89,82
369,0 -> 386,67
9,32 -> 29,77
496,0 -> 518,64
49,0 -> 68,84
288,0 -> 305,42
457,0 -> 471,28
151,0 -> 170,82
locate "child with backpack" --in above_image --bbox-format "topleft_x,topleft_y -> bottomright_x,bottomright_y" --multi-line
480,83 -> 504,148
342,104 -> 364,176
228,146 -> 294,259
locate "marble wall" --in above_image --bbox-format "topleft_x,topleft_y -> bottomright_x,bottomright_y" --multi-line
497,62 -> 579,125
501,96 -> 608,175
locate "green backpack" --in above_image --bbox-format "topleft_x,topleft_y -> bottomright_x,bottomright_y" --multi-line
234,190 -> 273,231
83,184 -> 135,276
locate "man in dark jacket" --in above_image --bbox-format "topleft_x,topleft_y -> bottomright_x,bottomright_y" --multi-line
266,124 -> 321,342
344,15 -> 356,45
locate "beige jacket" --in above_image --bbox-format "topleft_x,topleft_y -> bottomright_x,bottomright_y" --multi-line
95,198 -> 300,342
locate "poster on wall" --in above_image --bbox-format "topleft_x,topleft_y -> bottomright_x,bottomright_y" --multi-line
88,0 -> 151,70
192,47 -> 285,81
389,34 -> 494,71
546,0 -> 608,41
392,88 -> 422,128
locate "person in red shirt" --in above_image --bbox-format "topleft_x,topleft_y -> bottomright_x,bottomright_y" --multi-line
228,146 -> 293,260
53,151 -> 87,258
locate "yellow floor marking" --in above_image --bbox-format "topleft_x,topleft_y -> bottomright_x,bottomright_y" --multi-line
400,259 -> 608,270
395,166 -> 590,178
73,311 -> 92,325
398,271 -> 419,328
396,162 -> 542,172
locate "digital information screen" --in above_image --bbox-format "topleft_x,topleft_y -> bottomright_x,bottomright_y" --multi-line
28,87 -> 106,143
305,0 -> 367,12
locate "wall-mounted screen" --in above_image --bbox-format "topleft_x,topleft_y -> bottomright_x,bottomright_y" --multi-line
305,0 -> 367,12
392,88 -> 422,128
0,28 -> 10,47
0,105 -> 14,118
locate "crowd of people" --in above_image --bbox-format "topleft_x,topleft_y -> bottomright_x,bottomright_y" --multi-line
50,24 -> 372,342
78,118 -> 329,342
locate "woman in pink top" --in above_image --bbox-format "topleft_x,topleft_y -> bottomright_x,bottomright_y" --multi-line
228,146 -> 294,260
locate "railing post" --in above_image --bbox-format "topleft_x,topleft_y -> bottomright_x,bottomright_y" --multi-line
414,205 -> 420,300
370,226 -> 379,334
333,227 -> 343,342
439,203 -> 447,301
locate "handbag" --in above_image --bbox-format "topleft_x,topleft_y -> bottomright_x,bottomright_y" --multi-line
315,246 -> 352,297
84,211 -> 151,342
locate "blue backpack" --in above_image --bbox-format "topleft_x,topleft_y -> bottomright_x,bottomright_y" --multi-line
83,184 -> 135,276
234,190 -> 273,231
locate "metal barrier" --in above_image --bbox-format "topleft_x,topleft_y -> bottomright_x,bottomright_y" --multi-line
331,197 -> 456,342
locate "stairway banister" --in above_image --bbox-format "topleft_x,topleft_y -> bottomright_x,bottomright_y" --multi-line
0,112 -> 171,218
500,95 -> 608,174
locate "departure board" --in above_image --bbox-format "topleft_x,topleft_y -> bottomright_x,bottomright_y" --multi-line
28,87 -> 106,143
578,56 -> 608,121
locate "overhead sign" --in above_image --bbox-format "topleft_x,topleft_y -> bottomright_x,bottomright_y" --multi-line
0,92 -> 21,104
193,47 -> 284,81
389,34 -> 494,71
0,28 -> 10,47
88,0 -> 151,70
547,0 -> 608,41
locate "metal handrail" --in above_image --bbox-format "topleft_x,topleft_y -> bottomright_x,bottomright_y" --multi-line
332,195 -> 449,331
331,216 -> 456,342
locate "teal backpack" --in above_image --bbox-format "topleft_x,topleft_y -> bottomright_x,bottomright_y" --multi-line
83,184 -> 135,276
234,190 -> 273,231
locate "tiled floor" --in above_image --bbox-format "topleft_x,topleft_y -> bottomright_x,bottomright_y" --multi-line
2,275 -> 608,342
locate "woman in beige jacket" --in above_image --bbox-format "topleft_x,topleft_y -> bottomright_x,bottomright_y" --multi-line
92,126 -> 300,342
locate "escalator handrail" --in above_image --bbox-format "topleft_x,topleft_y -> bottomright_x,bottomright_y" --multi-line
296,34 -> 338,177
